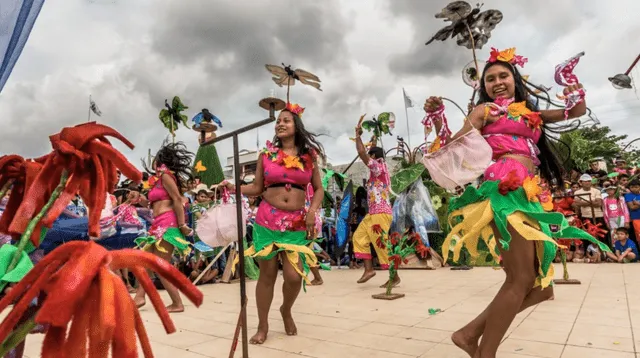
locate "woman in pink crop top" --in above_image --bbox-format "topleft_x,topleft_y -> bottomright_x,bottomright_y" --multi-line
423,48 -> 609,357
134,142 -> 194,313
226,102 -> 324,345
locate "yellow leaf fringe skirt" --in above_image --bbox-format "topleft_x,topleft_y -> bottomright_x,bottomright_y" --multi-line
441,180 -> 609,288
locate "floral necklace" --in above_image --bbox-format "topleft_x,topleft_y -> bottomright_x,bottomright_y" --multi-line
261,141 -> 314,171
488,97 -> 543,131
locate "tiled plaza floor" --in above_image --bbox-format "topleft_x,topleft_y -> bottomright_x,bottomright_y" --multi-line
21,263 -> 640,357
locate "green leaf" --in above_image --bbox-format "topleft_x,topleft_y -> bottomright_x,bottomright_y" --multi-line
180,114 -> 189,128
158,109 -> 172,131
172,96 -> 188,112
391,163 -> 425,194
334,173 -> 346,191
361,120 -> 376,131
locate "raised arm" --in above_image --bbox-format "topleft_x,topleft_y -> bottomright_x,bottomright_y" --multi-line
354,114 -> 371,166
424,97 -> 488,144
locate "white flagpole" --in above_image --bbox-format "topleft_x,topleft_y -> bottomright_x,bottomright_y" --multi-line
403,88 -> 411,148
88,94 -> 92,122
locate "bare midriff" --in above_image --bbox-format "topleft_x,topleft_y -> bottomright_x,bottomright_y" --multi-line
499,153 -> 536,173
263,187 -> 306,212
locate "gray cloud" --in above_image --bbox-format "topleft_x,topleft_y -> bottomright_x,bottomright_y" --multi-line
1,0 -> 640,174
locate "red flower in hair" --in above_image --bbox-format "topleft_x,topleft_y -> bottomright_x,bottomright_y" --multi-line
285,102 -> 305,117
498,170 -> 522,195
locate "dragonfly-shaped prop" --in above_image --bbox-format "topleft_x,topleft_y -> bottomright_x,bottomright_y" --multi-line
265,63 -> 322,103
159,96 -> 189,142
192,108 -> 223,142
426,1 -> 503,110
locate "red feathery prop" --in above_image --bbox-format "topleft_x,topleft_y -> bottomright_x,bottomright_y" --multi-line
583,220 -> 607,239
9,123 -> 142,244
0,242 -> 203,357
0,155 -> 46,239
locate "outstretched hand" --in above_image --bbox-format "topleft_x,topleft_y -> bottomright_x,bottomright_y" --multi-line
424,96 -> 443,113
355,114 -> 366,137
563,83 -> 584,96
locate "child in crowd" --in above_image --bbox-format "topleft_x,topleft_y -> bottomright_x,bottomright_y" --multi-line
585,242 -> 602,263
624,180 -> 640,243
613,227 -> 638,263
618,174 -> 631,193
603,186 -> 630,247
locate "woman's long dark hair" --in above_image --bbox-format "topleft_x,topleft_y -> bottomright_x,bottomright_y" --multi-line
477,61 -> 570,186
272,110 -> 326,164
142,140 -> 194,189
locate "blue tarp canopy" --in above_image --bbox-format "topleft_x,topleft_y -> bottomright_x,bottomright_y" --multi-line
0,0 -> 45,93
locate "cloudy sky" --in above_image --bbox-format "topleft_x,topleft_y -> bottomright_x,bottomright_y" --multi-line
2,0 -> 640,173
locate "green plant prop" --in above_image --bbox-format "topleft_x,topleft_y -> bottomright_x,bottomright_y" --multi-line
159,96 -> 189,142
371,226 -> 428,300
360,112 -> 395,139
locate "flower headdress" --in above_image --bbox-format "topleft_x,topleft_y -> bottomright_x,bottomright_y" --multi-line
488,47 -> 528,68
285,102 -> 305,118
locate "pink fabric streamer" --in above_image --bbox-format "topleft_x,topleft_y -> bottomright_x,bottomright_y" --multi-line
554,52 -> 586,119
422,104 -> 452,146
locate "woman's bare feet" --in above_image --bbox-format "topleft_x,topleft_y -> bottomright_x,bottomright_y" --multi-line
280,306 -> 297,336
134,297 -> 146,309
166,303 -> 184,313
250,325 -> 268,344
310,278 -> 324,286
379,275 -> 401,288
451,330 -> 478,357
357,270 -> 376,283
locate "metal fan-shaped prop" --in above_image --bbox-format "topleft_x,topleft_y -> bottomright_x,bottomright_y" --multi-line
265,63 -> 322,102
426,1 -> 503,50
427,1 -> 503,112
159,96 -> 189,142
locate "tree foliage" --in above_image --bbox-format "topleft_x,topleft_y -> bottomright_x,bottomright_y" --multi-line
558,125 -> 640,171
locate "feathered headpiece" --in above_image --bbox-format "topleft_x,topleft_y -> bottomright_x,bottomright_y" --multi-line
285,102 -> 305,118
488,47 -> 528,68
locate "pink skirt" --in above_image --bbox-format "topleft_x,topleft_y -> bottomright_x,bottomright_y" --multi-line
484,157 -> 534,182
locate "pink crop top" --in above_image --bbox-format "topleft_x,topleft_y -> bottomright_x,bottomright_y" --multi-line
260,141 -> 314,190
147,172 -> 175,202
481,101 -> 542,166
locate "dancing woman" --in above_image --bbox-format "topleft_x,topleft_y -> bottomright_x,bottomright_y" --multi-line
424,48 -> 607,357
226,103 -> 324,344
134,141 -> 194,313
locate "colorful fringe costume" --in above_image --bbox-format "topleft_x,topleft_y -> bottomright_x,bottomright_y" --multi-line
135,165 -> 190,256
440,96 -> 609,288
242,141 -> 318,285
353,158 -> 393,269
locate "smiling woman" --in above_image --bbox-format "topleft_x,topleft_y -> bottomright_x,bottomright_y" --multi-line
225,102 -> 326,345
422,47 -> 610,357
